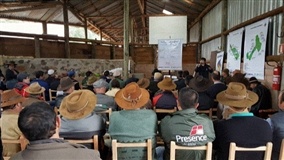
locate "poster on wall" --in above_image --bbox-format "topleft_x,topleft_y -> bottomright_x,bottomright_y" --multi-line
227,28 -> 243,73
243,18 -> 269,80
215,52 -> 224,73
158,39 -> 182,70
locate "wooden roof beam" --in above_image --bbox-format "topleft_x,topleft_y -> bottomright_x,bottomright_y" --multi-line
137,0 -> 146,28
0,3 -> 59,13
65,1 -> 116,41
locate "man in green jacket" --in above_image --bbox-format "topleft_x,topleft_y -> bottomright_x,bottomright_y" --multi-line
159,87 -> 215,160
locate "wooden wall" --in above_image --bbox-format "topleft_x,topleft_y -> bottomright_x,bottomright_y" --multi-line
0,37 -> 198,78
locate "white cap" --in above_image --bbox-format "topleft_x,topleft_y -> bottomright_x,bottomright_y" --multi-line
48,69 -> 55,75
113,70 -> 121,77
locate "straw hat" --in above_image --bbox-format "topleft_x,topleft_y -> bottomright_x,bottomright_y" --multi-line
57,77 -> 77,91
216,82 -> 258,108
188,75 -> 213,92
1,90 -> 25,108
59,90 -> 97,120
115,82 -> 149,110
87,75 -> 98,86
137,78 -> 150,89
157,77 -> 176,90
25,82 -> 45,94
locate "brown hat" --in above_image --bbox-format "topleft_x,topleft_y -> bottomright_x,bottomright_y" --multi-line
137,78 -> 150,89
188,75 -> 213,92
57,77 -> 77,91
25,82 -> 45,94
115,82 -> 149,110
59,90 -> 97,120
157,77 -> 176,90
1,89 -> 25,108
216,82 -> 258,108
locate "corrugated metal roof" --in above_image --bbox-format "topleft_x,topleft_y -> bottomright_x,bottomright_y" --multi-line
0,0 -> 213,43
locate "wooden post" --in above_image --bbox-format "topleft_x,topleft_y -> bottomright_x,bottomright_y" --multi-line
221,0 -> 227,52
63,0 -> 70,58
91,41 -> 96,59
42,22 -> 47,34
123,0 -> 130,79
84,17 -> 88,44
34,36 -> 41,58
197,21 -> 202,62
110,45 -> 115,59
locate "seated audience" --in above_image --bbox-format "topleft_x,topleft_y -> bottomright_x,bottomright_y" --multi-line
93,79 -> 116,111
10,102 -> 101,160
81,71 -> 93,87
109,82 -> 157,159
213,82 -> 272,160
249,77 -> 272,116
14,73 -> 30,97
101,70 -> 111,83
148,72 -> 163,100
55,77 -> 76,108
175,71 -> 187,92
266,90 -> 284,160
85,75 -> 98,92
22,82 -> 46,108
153,77 -> 177,109
159,87 -> 215,160
5,61 -> 19,89
68,70 -> 80,90
1,90 -> 25,157
45,69 -> 56,87
109,70 -> 125,89
188,75 -> 214,110
137,78 -> 152,109
231,72 -> 250,89
50,74 -> 61,91
207,71 -> 227,108
221,68 -> 231,85
31,70 -> 50,101
207,71 -> 227,99
59,90 -> 106,139
105,79 -> 121,97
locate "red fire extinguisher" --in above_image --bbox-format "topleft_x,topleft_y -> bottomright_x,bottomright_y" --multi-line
272,63 -> 282,90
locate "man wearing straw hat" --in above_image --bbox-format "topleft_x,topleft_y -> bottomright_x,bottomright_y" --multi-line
22,82 -> 46,108
1,89 -> 25,157
213,82 -> 272,160
153,77 -> 177,109
109,82 -> 157,159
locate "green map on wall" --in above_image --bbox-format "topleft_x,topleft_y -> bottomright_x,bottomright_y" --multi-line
230,44 -> 240,60
246,35 -> 262,60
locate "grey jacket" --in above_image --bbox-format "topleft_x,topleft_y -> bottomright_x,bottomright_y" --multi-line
10,139 -> 101,160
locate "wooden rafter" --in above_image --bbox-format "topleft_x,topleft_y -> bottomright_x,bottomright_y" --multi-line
0,3 -> 59,13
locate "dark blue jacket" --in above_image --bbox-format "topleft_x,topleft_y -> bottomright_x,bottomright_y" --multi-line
31,79 -> 50,100
214,114 -> 272,160
268,110 -> 284,160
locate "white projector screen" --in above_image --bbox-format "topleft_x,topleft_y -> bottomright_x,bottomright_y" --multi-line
149,16 -> 187,44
